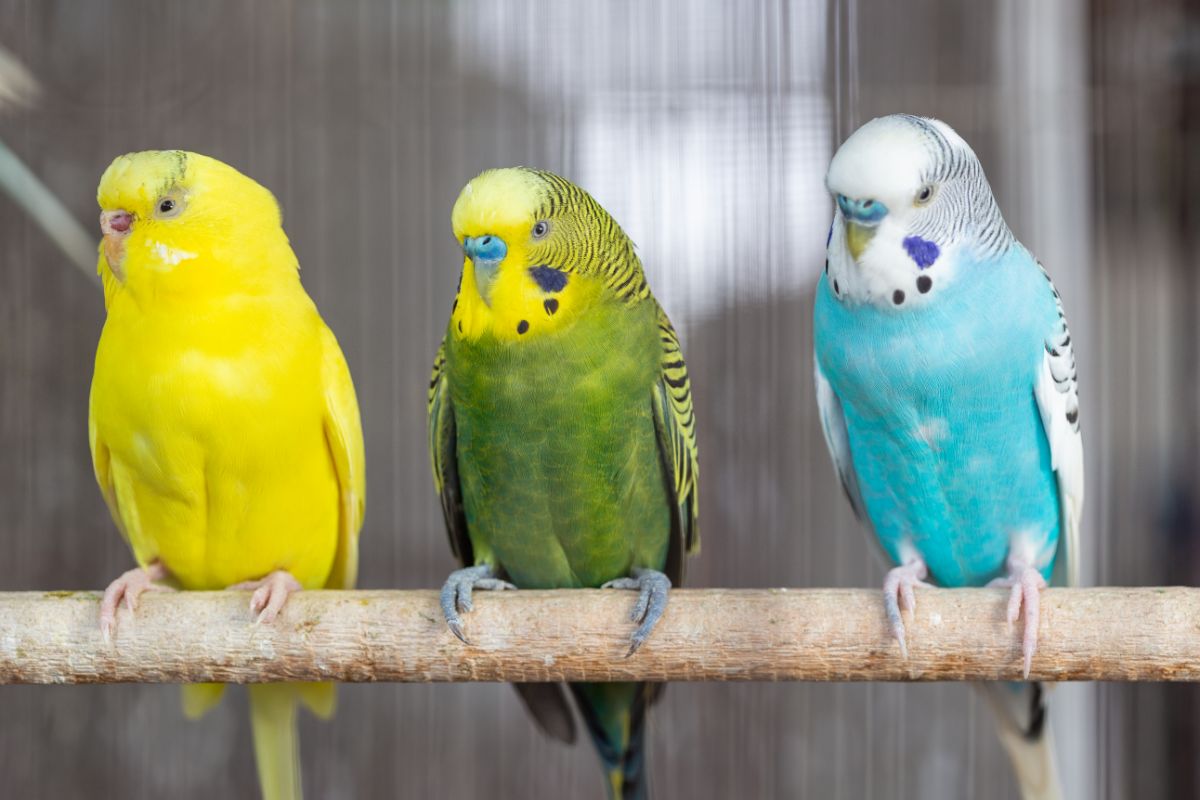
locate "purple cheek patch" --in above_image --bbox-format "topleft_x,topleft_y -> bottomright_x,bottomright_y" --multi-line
826,224 -> 833,247
903,236 -> 939,269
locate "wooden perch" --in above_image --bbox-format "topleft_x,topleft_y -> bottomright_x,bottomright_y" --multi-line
0,588 -> 1196,685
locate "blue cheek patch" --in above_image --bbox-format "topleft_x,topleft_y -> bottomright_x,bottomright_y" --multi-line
529,265 -> 569,292
903,236 -> 940,269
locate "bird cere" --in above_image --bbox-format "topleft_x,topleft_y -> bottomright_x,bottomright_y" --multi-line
42,114 -> 1086,800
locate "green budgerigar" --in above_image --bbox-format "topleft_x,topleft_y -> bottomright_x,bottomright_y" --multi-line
428,167 -> 699,799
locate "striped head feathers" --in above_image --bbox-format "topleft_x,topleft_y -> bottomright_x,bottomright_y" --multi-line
449,167 -> 649,342
824,115 -> 1014,309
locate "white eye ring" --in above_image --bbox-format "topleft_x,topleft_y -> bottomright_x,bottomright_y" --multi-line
155,193 -> 185,219
532,220 -> 550,239
915,185 -> 936,206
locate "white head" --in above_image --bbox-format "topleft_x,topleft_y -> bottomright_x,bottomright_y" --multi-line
823,114 -> 1013,309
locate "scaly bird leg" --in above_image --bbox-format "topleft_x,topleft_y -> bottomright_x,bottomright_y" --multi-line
602,567 -> 672,657
987,552 -> 1047,679
99,560 -> 173,643
228,570 -> 303,624
883,557 -> 933,658
440,564 -> 517,644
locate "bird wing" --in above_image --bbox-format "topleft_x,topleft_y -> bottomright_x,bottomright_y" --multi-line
319,324 -> 366,590
427,337 -> 474,567
814,355 -> 868,523
87,389 -> 128,546
650,305 -> 700,586
814,354 -> 903,573
1032,270 -> 1084,588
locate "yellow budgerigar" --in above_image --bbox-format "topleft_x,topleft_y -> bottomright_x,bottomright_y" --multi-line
89,150 -> 365,800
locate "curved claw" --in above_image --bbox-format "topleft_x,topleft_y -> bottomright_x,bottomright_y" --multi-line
228,571 -> 302,624
991,560 -> 1046,679
882,558 -> 932,659
604,567 -> 672,657
99,561 -> 172,644
440,565 -> 516,644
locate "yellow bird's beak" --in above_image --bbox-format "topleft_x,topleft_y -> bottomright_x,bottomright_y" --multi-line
845,221 -> 876,261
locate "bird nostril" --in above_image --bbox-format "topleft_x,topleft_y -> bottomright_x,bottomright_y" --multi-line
862,199 -> 874,208
480,236 -> 491,246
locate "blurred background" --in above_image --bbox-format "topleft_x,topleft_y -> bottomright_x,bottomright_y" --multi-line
0,0 -> 1196,797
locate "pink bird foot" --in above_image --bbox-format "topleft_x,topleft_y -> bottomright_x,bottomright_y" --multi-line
988,554 -> 1047,679
229,570 -> 303,624
883,557 -> 933,658
99,560 -> 173,643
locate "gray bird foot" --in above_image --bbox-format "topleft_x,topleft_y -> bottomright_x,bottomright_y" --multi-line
602,567 -> 672,657
440,564 -> 516,644
883,557 -> 933,659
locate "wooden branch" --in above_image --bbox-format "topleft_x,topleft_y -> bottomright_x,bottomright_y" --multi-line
0,588 -> 1195,685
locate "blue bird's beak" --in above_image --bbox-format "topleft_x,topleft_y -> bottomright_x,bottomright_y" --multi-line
463,234 -> 507,305
836,194 -> 888,261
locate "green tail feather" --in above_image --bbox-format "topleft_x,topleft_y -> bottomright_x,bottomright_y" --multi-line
570,682 -> 653,800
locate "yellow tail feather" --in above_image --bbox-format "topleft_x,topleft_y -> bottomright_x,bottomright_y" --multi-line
182,682 -> 335,799
181,683 -> 227,720
249,684 -> 303,800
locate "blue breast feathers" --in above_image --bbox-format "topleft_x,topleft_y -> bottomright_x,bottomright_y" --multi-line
813,245 -> 1063,587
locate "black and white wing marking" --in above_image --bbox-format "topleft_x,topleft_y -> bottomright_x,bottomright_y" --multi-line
1032,268 -> 1084,588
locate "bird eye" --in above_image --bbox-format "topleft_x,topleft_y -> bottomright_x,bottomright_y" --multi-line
532,220 -> 550,239
155,194 -> 184,219
915,185 -> 935,205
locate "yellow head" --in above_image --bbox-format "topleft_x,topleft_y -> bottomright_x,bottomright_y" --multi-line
96,151 -> 297,305
448,167 -> 648,342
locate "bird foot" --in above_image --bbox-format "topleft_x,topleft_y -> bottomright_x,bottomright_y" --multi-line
602,567 -> 672,657
440,564 -> 517,644
987,555 -> 1046,679
99,561 -> 172,643
228,570 -> 302,624
883,558 -> 933,658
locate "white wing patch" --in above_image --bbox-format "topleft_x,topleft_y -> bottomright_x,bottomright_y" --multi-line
814,357 -> 867,522
1033,270 -> 1083,588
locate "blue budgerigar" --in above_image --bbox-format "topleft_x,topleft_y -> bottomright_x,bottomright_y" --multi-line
814,115 -> 1083,799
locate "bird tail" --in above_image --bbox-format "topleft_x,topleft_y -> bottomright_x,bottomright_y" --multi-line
570,682 -> 654,800
977,681 -> 1062,800
183,682 -> 332,800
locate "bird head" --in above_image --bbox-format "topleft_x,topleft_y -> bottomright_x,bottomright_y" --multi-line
448,167 -> 641,341
96,150 -> 296,304
824,114 -> 1012,307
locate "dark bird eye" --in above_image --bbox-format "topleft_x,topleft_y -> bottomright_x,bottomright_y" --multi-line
159,199 -> 175,214
532,220 -> 550,239
915,185 -> 934,205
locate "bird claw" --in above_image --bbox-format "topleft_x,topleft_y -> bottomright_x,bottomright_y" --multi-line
99,561 -> 172,644
440,565 -> 516,644
228,570 -> 302,624
603,567 -> 671,657
988,557 -> 1046,679
882,558 -> 932,659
